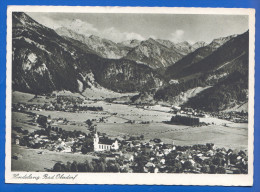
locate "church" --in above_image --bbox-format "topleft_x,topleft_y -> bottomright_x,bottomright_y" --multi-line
93,132 -> 119,152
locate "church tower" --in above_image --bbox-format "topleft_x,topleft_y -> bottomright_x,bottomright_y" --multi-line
172,141 -> 176,151
93,130 -> 99,151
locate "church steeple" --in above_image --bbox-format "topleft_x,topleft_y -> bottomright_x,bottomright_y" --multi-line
93,129 -> 99,145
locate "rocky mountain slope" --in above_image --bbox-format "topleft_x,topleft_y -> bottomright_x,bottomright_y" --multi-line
154,31 -> 249,111
123,38 -> 184,69
13,12 -> 87,93
155,40 -> 206,55
57,27 -> 208,70
123,39 -> 208,69
56,27 -> 131,59
165,34 -> 242,80
174,41 -> 196,55
191,41 -> 207,51
12,12 -> 165,94
12,12 -> 249,112
117,39 -> 141,48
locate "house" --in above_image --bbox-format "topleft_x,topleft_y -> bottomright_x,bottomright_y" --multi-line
141,145 -> 152,155
15,138 -> 20,145
61,146 -> 72,153
47,116 -> 52,123
163,149 -> 171,155
154,167 -> 159,173
124,153 -> 134,162
93,132 -> 119,152
160,158 -> 166,164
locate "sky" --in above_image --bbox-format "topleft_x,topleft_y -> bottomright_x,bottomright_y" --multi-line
27,12 -> 249,44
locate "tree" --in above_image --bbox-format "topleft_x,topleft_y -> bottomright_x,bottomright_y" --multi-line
183,161 -> 193,170
80,145 -> 86,154
59,128 -> 63,133
71,161 -> 78,172
210,165 -> 217,174
83,160 -> 91,172
212,157 -> 222,166
230,154 -> 238,165
216,166 -> 226,174
133,154 -> 149,173
98,162 -> 106,172
86,120 -> 93,127
19,138 -> 27,146
165,152 -> 178,166
99,156 -> 106,163
106,160 -> 120,172
167,166 -> 177,173
32,143 -> 41,149
66,162 -> 72,171
88,126 -> 95,133
91,160 -> 99,172
201,166 -> 210,173
87,161 -> 95,172
53,162 -> 66,172
22,130 -> 29,135
37,115 -> 47,128
173,161 -> 183,173
77,163 -> 87,172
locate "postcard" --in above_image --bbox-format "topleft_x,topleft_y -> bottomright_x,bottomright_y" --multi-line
5,6 -> 255,185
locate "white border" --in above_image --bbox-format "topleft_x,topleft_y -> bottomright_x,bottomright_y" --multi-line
5,6 -> 255,186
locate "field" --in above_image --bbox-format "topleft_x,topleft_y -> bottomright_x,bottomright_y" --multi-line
97,123 -> 248,150
11,91 -> 248,171
12,145 -> 96,172
12,112 -> 42,132
13,100 -> 248,150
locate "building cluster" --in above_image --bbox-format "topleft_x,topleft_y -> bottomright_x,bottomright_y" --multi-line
12,98 -> 248,174
12,124 -> 92,153
12,121 -> 248,174
119,139 -> 248,174
171,107 -> 248,125
172,107 -> 209,118
13,98 -> 103,113
211,111 -> 248,123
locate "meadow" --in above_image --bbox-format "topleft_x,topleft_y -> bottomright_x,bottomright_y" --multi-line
11,91 -> 248,171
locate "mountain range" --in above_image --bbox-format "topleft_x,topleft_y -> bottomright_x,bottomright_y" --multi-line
12,12 -> 164,94
12,12 -> 249,112
56,26 -> 208,69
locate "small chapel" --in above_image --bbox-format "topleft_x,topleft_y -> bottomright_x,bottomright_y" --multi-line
93,132 -> 119,152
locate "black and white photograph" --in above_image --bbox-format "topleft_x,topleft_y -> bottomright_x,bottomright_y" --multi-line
5,6 -> 255,185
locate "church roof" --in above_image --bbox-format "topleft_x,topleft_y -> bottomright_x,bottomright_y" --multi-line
99,138 -> 115,145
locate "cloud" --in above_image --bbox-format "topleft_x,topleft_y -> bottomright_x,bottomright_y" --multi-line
170,29 -> 185,42
102,27 -> 145,42
35,16 -> 62,29
29,15 -> 146,43
57,19 -> 144,43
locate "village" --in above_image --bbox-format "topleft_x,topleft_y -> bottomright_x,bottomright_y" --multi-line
12,108 -> 248,174
10,92 -> 249,174
12,92 -> 248,125
12,94 -> 104,113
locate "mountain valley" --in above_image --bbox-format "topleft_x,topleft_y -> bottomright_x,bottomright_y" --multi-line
12,12 -> 249,112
